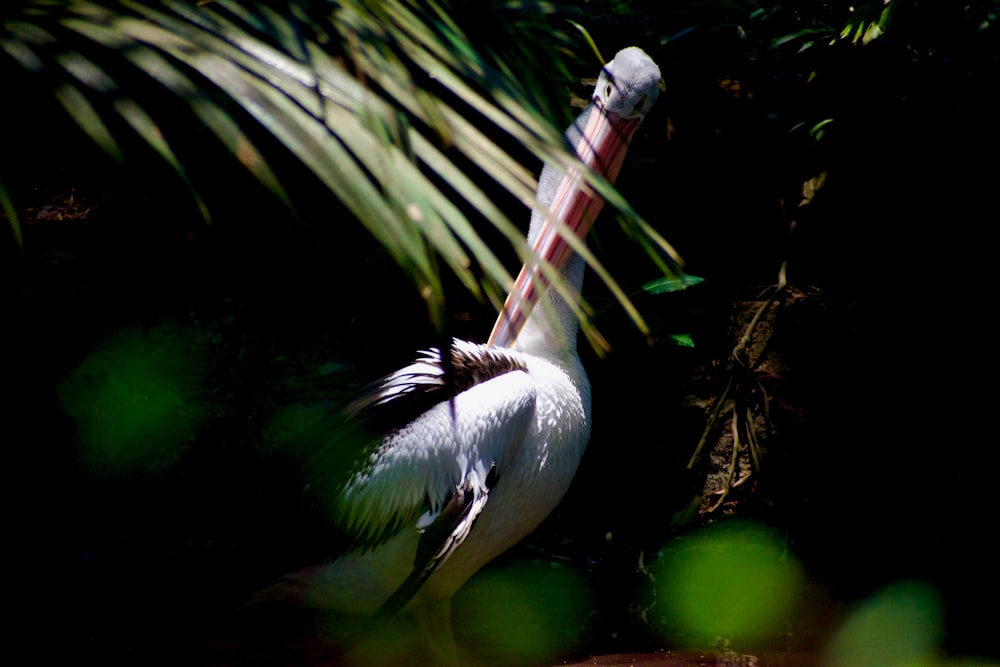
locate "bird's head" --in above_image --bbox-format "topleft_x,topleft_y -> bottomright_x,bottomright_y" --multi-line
593,47 -> 662,121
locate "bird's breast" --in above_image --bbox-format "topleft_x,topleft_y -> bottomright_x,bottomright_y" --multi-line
416,351 -> 591,600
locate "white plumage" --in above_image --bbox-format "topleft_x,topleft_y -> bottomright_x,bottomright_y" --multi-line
257,46 -> 661,665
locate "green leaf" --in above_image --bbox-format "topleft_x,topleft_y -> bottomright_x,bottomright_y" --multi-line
643,274 -> 705,294
4,0 -> 682,346
0,179 -> 22,251
668,333 -> 695,348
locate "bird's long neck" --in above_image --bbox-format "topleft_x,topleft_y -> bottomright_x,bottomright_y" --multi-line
513,107 -> 593,359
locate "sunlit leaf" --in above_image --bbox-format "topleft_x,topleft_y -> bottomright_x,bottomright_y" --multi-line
52,82 -> 125,162
668,333 -> 695,347
643,273 -> 705,294
810,117 -> 834,140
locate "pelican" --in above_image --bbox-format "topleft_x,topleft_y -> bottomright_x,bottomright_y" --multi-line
259,47 -> 661,664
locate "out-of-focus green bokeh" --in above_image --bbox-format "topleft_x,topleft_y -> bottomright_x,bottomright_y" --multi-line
824,581 -> 942,667
454,558 -> 594,665
58,322 -> 212,478
650,520 -> 803,645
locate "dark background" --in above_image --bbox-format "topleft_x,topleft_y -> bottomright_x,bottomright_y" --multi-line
3,1 -> 997,664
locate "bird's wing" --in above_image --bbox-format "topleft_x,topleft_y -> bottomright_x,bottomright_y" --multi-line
373,459 -> 499,619
309,340 -> 536,551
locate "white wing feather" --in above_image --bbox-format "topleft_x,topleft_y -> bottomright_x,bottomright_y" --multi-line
334,362 -> 536,545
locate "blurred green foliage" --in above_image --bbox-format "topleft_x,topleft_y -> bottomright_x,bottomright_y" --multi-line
651,520 -> 803,644
58,322 -> 213,478
454,559 -> 595,664
825,581 -> 943,667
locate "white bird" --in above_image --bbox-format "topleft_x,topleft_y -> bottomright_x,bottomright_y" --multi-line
258,46 -> 662,665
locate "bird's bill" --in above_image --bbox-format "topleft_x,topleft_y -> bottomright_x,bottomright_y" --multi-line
487,105 -> 644,348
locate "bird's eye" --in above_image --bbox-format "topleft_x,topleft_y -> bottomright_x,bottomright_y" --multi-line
605,82 -> 613,99
631,95 -> 648,116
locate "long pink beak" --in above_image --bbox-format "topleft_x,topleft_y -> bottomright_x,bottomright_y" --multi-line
487,102 -> 643,348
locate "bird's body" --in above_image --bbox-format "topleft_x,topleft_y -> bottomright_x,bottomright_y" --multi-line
258,46 -> 661,664
293,339 -> 589,614
267,244 -> 592,664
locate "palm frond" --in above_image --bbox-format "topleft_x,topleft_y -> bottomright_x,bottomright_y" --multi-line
1,0 -> 681,342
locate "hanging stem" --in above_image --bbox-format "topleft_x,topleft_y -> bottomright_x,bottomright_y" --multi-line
707,407 -> 744,512
687,374 -> 734,470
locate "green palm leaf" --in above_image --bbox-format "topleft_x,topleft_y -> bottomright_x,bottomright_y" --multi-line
1,0 -> 681,344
